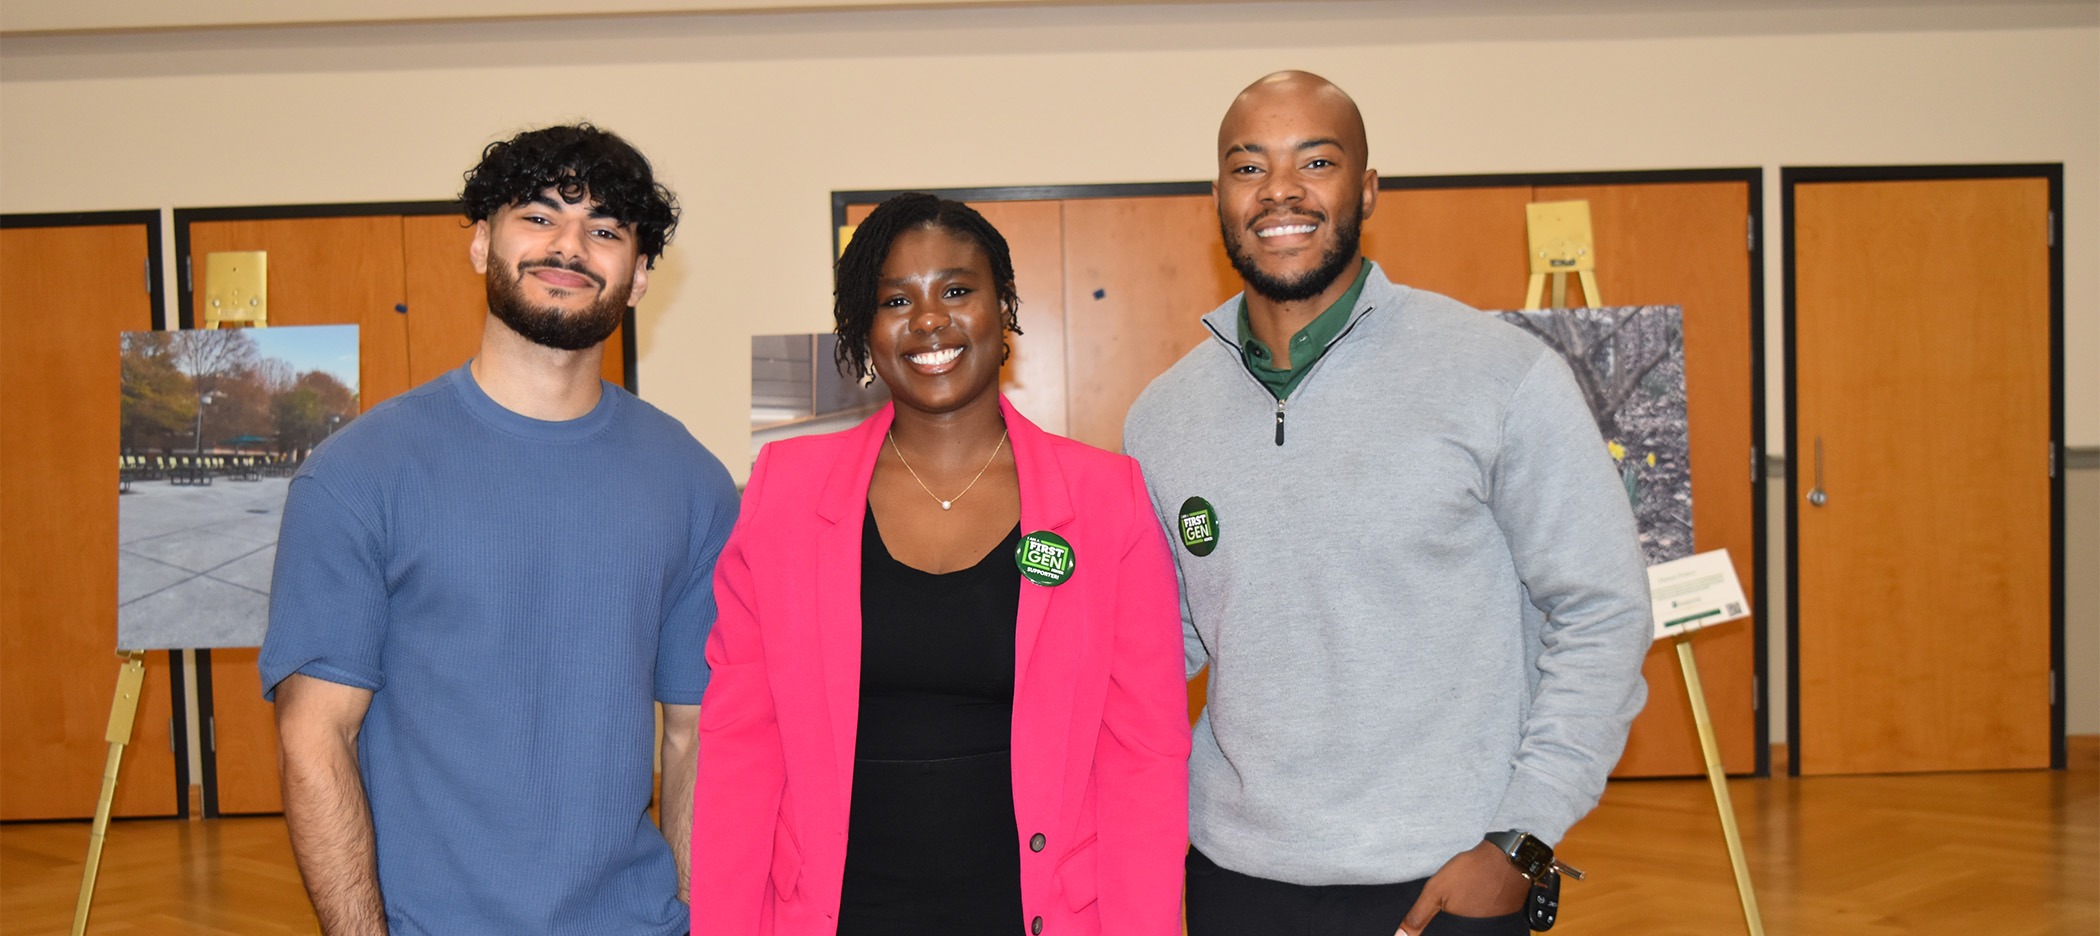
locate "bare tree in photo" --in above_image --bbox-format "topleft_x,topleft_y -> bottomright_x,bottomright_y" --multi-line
1501,306 -> 1681,440
1496,306 -> 1693,565
168,329 -> 259,453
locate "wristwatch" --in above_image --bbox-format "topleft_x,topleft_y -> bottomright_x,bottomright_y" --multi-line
1484,830 -> 1584,882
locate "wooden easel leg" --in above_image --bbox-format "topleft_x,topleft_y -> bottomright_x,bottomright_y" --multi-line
1577,270 -> 1603,308
1550,272 -> 1568,309
1524,273 -> 1547,310
1675,638 -> 1766,936
73,650 -> 147,936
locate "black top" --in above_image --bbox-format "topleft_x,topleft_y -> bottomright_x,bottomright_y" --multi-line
841,507 -> 1026,935
854,506 -> 1022,760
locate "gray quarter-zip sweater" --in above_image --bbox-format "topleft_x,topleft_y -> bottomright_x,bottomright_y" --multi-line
1123,262 -> 1650,886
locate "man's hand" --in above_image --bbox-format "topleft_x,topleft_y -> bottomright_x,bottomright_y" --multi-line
1395,840 -> 1530,936
275,673 -> 386,936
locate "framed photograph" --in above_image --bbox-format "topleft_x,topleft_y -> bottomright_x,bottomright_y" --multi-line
117,325 -> 359,649
1492,305 -> 1691,566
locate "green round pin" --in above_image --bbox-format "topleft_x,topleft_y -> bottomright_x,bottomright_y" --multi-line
1014,530 -> 1076,587
1177,496 -> 1220,557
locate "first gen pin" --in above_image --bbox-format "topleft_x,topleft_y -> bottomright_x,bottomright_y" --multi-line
1177,496 -> 1219,557
1014,530 -> 1075,587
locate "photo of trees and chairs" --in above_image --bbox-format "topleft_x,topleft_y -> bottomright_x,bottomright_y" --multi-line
116,325 -> 357,649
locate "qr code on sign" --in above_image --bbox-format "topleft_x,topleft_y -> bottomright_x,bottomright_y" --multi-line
1725,602 -> 1745,617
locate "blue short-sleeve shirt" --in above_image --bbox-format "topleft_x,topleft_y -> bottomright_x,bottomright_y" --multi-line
260,364 -> 738,936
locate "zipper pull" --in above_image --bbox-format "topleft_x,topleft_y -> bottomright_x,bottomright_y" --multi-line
1274,397 -> 1287,446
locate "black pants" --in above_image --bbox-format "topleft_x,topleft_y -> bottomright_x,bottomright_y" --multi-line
1185,847 -> 1528,936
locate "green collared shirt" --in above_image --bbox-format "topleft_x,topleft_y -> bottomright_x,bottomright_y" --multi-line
1236,261 -> 1371,399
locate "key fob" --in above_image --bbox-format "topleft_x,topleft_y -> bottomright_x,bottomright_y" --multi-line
1527,868 -> 1561,931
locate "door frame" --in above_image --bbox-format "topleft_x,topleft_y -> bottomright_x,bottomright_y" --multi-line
0,209 -> 189,820
1,209 -> 169,331
1780,163 -> 2066,775
835,167 -> 1771,775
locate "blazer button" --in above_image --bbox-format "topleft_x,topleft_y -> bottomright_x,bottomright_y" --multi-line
1031,916 -> 1044,934
1030,833 -> 1046,852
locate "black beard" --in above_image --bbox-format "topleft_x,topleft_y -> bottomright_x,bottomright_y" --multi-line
1221,205 -> 1363,304
486,259 -> 629,352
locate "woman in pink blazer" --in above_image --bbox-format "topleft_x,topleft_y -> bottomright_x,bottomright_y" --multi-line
693,193 -> 1189,936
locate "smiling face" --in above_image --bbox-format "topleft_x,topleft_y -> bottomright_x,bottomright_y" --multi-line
470,186 -> 650,351
1214,72 -> 1378,303
866,224 -> 1008,418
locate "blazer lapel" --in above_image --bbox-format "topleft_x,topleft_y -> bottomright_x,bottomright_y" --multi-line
1001,397 -> 1075,697
813,404 -> 892,822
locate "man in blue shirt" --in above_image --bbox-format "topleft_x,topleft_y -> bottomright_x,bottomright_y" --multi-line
261,124 -> 737,935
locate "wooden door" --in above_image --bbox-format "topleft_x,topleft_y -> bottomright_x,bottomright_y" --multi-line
1364,186 -> 1532,310
974,201 -> 1068,435
1789,173 -> 2055,775
1538,181 -> 1760,778
1,219 -> 180,819
187,217 -> 413,408
1364,178 -> 1762,778
186,215 -> 411,815
401,214 -> 489,388
1059,195 -> 1237,452
1055,194 -> 1236,720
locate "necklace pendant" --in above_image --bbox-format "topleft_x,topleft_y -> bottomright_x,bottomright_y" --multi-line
940,500 -> 952,510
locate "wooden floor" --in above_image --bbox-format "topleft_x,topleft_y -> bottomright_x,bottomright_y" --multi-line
4,743 -> 2094,935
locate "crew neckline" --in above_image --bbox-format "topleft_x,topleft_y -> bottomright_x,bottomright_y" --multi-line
447,361 -> 620,443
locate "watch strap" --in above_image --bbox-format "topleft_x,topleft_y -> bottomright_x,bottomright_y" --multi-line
1484,829 -> 1525,856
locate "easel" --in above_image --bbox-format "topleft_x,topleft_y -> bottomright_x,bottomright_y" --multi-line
1524,200 -> 1604,310
70,651 -> 146,936
1519,203 -> 1764,935
1669,629 -> 1766,936
73,251 -> 268,935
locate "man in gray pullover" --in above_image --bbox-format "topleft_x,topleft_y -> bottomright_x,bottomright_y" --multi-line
1123,72 -> 1652,936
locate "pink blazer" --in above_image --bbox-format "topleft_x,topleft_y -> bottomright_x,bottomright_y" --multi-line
692,398 -> 1190,936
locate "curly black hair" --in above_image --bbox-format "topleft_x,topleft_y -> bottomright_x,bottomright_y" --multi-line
460,123 -> 679,267
833,193 -> 1022,380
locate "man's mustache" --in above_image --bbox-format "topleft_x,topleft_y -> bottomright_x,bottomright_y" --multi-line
1247,208 -> 1328,231
517,257 -> 605,289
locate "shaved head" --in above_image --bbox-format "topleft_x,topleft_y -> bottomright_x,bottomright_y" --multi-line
1218,70 -> 1369,166
1213,70 -> 1377,306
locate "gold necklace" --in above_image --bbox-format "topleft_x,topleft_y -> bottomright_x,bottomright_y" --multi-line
888,429 -> 1007,511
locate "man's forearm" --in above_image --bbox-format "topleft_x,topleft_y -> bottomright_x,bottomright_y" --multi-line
659,703 -> 701,903
281,728 -> 386,934
275,674 -> 386,933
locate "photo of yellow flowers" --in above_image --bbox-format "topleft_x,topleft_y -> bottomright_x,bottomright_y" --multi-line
1493,305 -> 1691,566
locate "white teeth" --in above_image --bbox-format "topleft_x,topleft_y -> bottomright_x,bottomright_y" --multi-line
908,347 -> 962,366
1257,224 -> 1318,238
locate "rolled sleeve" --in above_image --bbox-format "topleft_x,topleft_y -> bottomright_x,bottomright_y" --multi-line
259,472 -> 391,702
656,460 -> 741,706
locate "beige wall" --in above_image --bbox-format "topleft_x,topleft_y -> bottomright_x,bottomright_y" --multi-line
0,0 -> 1040,34
4,2 -> 2096,736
